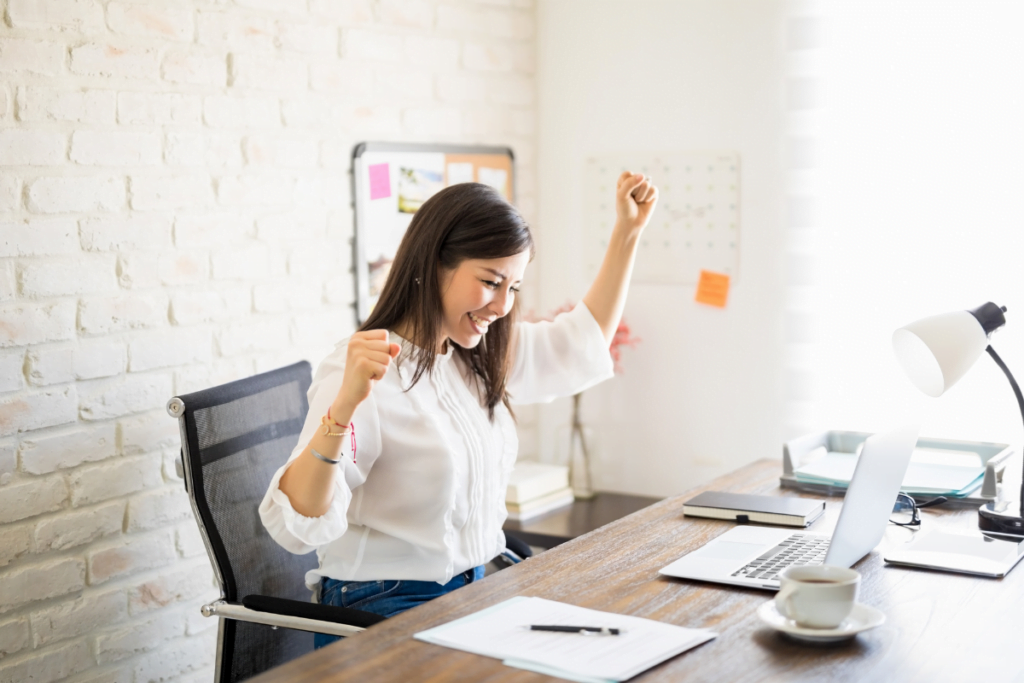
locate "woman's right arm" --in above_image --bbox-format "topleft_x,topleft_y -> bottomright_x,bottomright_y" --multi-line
278,330 -> 400,517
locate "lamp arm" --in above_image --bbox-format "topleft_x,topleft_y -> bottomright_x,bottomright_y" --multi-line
984,345 -> 1024,509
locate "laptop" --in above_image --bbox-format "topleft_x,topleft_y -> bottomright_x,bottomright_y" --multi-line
659,426 -> 920,590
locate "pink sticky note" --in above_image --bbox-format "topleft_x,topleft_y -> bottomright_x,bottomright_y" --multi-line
368,163 -> 391,200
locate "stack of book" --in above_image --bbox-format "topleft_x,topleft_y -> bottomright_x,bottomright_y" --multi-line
505,461 -> 574,521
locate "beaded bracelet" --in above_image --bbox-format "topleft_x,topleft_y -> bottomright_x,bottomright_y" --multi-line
320,406 -> 350,436
320,415 -> 348,437
318,408 -> 357,463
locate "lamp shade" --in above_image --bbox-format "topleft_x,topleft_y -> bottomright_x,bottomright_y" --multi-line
892,310 -> 990,397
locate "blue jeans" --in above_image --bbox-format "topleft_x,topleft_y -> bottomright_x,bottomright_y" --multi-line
313,566 -> 486,650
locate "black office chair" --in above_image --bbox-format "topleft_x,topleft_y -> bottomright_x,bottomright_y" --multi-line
167,361 -> 532,682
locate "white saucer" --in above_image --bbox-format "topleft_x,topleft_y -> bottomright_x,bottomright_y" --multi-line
757,600 -> 886,643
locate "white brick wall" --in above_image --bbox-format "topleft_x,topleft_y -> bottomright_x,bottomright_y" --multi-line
0,0 -> 537,680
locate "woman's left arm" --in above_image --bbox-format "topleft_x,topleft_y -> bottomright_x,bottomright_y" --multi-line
582,172 -> 659,343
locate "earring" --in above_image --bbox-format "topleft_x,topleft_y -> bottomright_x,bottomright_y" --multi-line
414,277 -> 421,285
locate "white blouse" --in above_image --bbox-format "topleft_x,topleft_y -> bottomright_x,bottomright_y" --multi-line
258,303 -> 614,589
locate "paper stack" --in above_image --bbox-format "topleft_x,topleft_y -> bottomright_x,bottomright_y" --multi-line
795,449 -> 985,497
415,596 -> 716,683
506,461 -> 574,521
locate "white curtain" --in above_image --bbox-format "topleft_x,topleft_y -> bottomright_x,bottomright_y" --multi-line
787,0 -> 1024,449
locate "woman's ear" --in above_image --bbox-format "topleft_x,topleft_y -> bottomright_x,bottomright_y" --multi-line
437,266 -> 456,293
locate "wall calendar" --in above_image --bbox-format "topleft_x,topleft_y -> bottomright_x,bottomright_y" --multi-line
583,152 -> 740,285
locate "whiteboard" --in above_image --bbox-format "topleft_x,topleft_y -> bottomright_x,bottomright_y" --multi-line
583,152 -> 740,285
352,142 -> 514,323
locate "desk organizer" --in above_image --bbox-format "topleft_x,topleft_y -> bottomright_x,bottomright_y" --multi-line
781,430 -> 1013,508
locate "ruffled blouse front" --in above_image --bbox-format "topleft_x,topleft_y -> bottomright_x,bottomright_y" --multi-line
258,303 -> 614,588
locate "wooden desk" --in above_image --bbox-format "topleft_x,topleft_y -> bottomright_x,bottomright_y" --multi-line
252,459 -> 1024,682
503,491 -> 662,548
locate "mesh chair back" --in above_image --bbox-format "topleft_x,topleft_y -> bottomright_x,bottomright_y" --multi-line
176,361 -> 317,682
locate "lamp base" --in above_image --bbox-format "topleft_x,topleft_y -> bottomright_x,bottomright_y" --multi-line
978,501 -> 1024,538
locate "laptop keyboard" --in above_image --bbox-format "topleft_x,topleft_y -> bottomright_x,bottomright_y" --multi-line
730,533 -> 829,581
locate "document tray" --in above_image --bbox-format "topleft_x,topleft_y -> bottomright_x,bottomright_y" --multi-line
780,430 -> 1012,508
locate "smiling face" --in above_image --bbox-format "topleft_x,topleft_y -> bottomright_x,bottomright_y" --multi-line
438,251 -> 530,350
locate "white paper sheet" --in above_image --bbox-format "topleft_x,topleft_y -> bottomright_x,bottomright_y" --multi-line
415,597 -> 716,682
478,167 -> 508,197
446,162 -> 474,185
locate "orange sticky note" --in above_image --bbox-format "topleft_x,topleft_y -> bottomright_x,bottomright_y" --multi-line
695,270 -> 730,308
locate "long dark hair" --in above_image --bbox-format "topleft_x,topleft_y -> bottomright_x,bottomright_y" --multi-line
359,183 -> 534,418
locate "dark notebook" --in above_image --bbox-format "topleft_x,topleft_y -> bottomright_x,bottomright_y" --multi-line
683,491 -> 825,527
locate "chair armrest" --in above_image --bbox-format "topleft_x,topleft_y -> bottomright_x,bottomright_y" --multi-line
201,599 -> 369,637
242,594 -> 386,628
504,532 -> 533,560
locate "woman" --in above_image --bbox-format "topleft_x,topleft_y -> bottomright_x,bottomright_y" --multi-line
259,172 -> 658,648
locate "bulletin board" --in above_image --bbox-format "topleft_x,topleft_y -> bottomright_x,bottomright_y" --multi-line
583,152 -> 740,285
352,142 -> 515,323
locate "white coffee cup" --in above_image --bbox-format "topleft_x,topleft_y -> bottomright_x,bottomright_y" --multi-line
774,565 -> 860,629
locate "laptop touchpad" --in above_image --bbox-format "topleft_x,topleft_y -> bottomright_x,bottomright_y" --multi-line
699,541 -> 764,561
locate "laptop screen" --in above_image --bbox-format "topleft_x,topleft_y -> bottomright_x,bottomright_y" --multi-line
824,426 -> 920,568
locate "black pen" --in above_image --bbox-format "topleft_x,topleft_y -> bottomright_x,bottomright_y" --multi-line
529,625 -> 621,636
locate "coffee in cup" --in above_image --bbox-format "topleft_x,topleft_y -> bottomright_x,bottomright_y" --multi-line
774,565 -> 859,629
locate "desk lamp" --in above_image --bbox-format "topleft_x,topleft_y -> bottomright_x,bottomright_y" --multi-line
891,302 -> 1024,537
